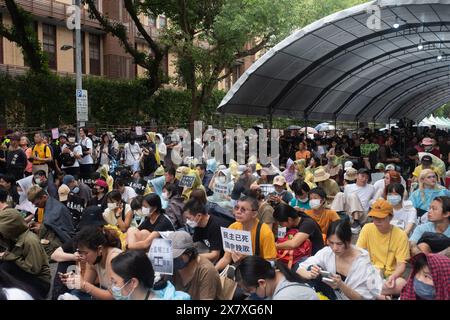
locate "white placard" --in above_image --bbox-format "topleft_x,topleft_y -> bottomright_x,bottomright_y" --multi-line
214,183 -> 228,195
220,227 -> 253,255
277,226 -> 287,239
51,128 -> 59,139
148,239 -> 173,275
76,89 -> 88,122
259,184 -> 275,197
135,126 -> 143,136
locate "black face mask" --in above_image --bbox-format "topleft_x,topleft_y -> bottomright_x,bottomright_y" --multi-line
92,188 -> 98,195
39,180 -> 48,188
130,140 -> 135,145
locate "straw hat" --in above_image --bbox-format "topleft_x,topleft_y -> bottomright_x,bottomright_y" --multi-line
313,168 -> 330,183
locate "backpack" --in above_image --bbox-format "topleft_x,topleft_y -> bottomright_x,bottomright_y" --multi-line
277,229 -> 312,269
60,145 -> 76,167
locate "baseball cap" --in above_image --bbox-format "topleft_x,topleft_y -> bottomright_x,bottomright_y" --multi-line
421,155 -> 433,163
385,164 -> 396,171
58,184 -> 70,202
344,161 -> 353,171
375,163 -> 385,170
166,231 -> 194,258
368,198 -> 393,219
95,179 -> 108,189
63,175 -> 75,185
273,175 -> 287,186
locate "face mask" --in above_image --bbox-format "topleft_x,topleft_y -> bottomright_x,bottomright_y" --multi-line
309,199 -> 322,209
413,278 -> 435,300
135,209 -> 146,218
72,186 -> 80,194
34,178 -> 42,186
387,195 -> 402,206
111,280 -> 134,301
186,219 -> 198,229
142,207 -> 150,216
68,137 -> 76,143
107,203 -> 118,210
217,177 -> 226,184
297,197 -> 309,203
173,256 -> 189,270
92,188 -> 98,195
130,140 -> 135,145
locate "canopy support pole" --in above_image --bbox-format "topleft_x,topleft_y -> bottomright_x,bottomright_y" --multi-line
334,114 -> 337,136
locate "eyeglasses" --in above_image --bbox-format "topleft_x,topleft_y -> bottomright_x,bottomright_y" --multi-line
234,206 -> 255,214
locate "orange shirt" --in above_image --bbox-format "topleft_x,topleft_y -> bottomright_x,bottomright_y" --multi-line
295,150 -> 311,160
305,209 -> 340,237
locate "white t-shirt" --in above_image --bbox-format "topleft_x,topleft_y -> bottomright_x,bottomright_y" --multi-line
61,143 -> 82,168
121,186 -> 137,204
344,183 -> 375,213
2,288 -> 34,300
390,201 -> 417,230
124,143 -> 142,166
79,137 -> 94,164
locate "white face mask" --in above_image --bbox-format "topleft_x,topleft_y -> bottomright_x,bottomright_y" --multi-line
135,209 -> 146,218
107,203 -> 118,210
142,207 -> 151,216
297,196 -> 309,203
186,219 -> 198,228
217,176 -> 226,184
387,194 -> 402,206
162,192 -> 169,201
309,199 -> 322,209
68,137 -> 76,143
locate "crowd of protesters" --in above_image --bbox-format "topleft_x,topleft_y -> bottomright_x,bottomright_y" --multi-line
0,123 -> 449,300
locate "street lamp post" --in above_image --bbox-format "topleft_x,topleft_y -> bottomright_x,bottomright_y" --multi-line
75,0 -> 83,138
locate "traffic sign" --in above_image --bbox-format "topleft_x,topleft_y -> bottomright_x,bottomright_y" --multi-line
76,89 -> 88,122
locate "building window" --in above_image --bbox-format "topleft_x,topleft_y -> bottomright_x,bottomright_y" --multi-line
158,16 -> 166,28
149,14 -> 156,27
89,34 -> 101,75
73,31 -> 86,74
0,13 -> 3,64
42,23 -> 57,70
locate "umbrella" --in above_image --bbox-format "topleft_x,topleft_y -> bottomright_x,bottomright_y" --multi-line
299,127 -> 318,134
315,122 -> 335,131
286,125 -> 302,130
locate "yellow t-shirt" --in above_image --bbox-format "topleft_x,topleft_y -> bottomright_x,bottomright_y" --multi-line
31,143 -> 52,165
412,165 -> 438,178
356,223 -> 410,277
304,209 -> 340,237
228,220 -> 277,260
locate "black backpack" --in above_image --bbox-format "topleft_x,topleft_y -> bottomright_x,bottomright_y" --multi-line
60,145 -> 76,167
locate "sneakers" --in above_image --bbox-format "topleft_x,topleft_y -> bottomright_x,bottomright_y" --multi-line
351,220 -> 361,234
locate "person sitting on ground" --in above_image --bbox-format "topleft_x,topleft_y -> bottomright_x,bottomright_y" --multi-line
267,175 -> 293,207
88,179 -> 108,210
126,193 -> 174,251
236,255 -> 319,300
289,179 -> 311,211
372,170 -> 404,201
409,196 -> 450,257
58,184 -> 85,231
115,178 -> 137,204
32,170 -> 58,199
400,253 -> 450,300
163,183 -> 185,230
27,185 -> 74,258
0,268 -> 36,300
183,199 -> 230,264
313,167 -> 340,204
196,163 -> 214,196
246,185 -> 275,231
304,188 -> 340,239
298,220 -> 383,300
63,174 -> 92,206
356,198 -> 410,298
273,203 -> 324,266
409,169 -> 450,223
60,225 -> 121,300
215,196 -> 277,271
102,190 -> 135,233
169,231 -> 221,300
0,207 -> 51,299
0,174 -> 19,207
386,183 -> 417,237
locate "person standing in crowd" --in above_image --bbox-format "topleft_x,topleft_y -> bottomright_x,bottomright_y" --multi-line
295,141 -> 311,161
78,127 -> 94,180
155,134 -> 167,165
123,135 -> 142,173
0,208 -> 51,299
19,135 -> 33,177
168,231 -> 221,300
183,199 -> 230,263
400,253 -> 450,300
60,132 -> 83,179
409,196 -> 450,257
298,220 -> 383,300
97,133 -> 114,167
5,134 -> 27,181
215,196 -> 277,271
356,199 -> 410,298
30,132 -> 53,176
236,255 -> 319,300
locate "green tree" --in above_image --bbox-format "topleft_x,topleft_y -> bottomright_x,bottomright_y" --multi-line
434,103 -> 450,118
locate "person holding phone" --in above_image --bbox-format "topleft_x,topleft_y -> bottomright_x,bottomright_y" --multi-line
102,190 -> 135,233
297,220 -> 383,300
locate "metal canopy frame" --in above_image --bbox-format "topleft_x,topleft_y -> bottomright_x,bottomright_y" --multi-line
218,0 -> 450,122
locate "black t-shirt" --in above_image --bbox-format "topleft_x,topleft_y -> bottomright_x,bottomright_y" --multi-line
138,213 -> 175,232
64,193 -> 86,230
193,215 -> 230,257
88,195 -> 107,211
6,148 -> 27,170
128,178 -> 147,195
294,215 -> 324,255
